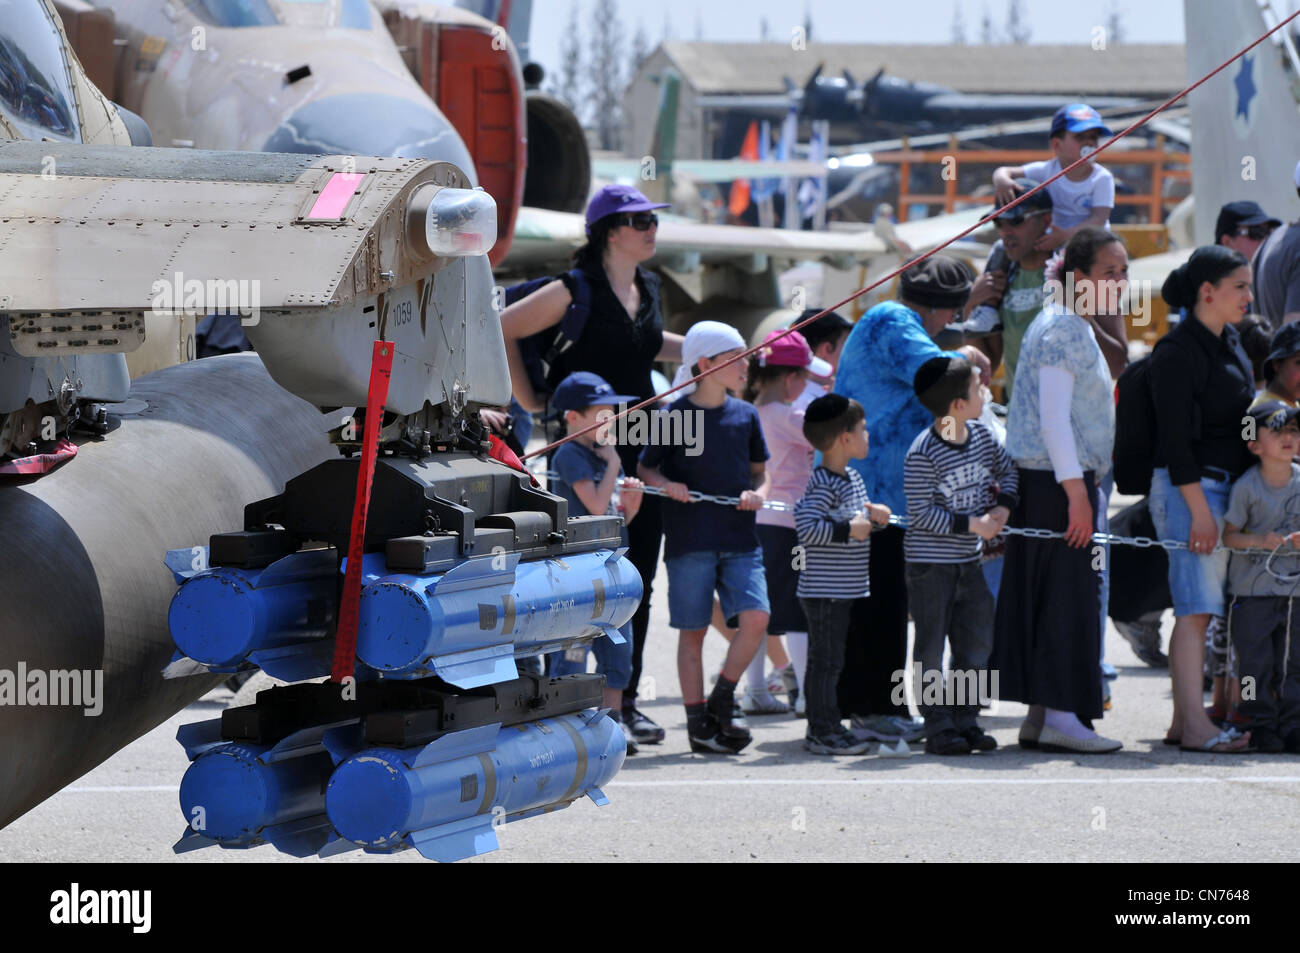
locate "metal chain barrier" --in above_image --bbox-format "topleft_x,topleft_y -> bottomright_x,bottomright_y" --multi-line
533,468 -> 1287,556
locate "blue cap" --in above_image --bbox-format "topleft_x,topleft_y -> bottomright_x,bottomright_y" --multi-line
551,371 -> 639,412
584,184 -> 669,234
1246,398 -> 1300,431
1050,103 -> 1113,138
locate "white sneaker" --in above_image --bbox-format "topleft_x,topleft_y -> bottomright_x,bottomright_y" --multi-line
741,689 -> 791,714
794,691 -> 806,718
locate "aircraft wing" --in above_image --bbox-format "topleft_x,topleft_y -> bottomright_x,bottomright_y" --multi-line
503,205 -> 992,275
593,157 -> 828,184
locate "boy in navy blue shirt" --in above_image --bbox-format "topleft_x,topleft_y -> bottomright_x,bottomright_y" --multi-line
548,371 -> 644,752
639,322 -> 771,753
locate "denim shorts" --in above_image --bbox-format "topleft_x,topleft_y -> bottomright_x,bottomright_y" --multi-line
666,547 -> 770,630
1148,466 -> 1231,617
547,621 -> 632,691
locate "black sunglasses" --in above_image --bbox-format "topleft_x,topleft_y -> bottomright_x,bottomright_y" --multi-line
618,212 -> 659,231
1237,224 -> 1276,240
994,209 -> 1049,228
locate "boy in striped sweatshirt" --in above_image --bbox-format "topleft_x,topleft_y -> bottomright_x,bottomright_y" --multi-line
904,356 -> 1019,755
794,394 -> 891,754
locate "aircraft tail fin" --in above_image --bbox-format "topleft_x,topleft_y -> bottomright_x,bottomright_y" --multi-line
1184,0 -> 1300,241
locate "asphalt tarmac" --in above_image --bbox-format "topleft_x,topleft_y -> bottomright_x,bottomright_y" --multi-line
4,553 -> 1300,864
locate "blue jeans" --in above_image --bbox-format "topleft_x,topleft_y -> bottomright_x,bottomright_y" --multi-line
1148,467 -> 1231,617
665,547 -> 769,630
508,397 -> 533,447
799,597 -> 855,736
547,621 -> 633,691
905,560 -> 995,734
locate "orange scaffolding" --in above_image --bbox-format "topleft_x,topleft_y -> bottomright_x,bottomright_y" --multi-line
873,135 -> 1190,223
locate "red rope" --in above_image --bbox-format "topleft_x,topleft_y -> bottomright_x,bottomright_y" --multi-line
523,9 -> 1300,462
331,341 -> 394,683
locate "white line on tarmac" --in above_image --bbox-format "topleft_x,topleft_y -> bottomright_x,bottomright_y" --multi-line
610,776 -> 1300,787
63,776 -> 1300,794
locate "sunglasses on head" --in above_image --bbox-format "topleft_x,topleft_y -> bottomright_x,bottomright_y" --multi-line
994,209 -> 1049,228
1238,224 -> 1276,241
618,212 -> 659,231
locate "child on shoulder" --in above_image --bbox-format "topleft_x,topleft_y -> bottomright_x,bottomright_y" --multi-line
993,103 -> 1114,254
905,356 -> 1018,754
638,321 -> 771,754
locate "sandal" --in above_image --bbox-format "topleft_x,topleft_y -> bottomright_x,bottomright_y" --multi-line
1179,728 -> 1253,753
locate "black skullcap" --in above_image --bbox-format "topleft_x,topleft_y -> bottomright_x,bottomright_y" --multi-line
805,392 -> 850,424
1266,322 -> 1300,377
900,256 -> 974,310
913,355 -> 954,400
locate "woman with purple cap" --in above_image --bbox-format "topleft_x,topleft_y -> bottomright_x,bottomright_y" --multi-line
500,184 -> 684,746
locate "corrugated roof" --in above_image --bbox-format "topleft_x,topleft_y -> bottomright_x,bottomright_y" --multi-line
661,42 -> 1186,97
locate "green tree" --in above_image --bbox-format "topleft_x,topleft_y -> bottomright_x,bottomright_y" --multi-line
587,0 -> 625,150
1004,0 -> 1031,44
548,0 -> 584,119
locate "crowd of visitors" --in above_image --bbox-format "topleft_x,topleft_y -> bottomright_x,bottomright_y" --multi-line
500,136 -> 1300,759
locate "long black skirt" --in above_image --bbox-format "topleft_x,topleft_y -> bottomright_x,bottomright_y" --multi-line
990,468 -> 1103,720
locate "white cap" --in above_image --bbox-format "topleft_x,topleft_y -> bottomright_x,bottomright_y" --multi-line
671,320 -> 746,394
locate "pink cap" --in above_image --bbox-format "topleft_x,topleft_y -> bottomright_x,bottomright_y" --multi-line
758,328 -> 833,378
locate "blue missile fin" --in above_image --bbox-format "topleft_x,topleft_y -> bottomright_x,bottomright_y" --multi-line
248,641 -> 336,683
162,652 -> 216,680
410,722 -> 501,768
173,828 -> 218,853
164,546 -> 209,584
430,643 -> 518,688
321,723 -> 367,764
409,815 -> 499,862
264,721 -> 358,763
263,814 -> 337,857
176,718 -> 225,760
429,552 -> 519,594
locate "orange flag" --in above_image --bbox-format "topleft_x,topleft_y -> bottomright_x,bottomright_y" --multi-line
728,121 -> 759,219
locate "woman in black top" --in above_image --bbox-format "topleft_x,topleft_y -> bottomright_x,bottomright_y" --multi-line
501,185 -> 683,745
1149,246 -> 1255,753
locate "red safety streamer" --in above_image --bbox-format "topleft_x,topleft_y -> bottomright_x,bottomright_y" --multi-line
331,341 -> 394,683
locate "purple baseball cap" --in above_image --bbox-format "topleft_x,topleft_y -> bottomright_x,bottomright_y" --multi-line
1050,103 -> 1113,138
584,184 -> 669,233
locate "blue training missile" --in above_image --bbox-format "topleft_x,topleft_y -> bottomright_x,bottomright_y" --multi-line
173,717 -> 341,857
323,710 -> 624,862
167,548 -> 338,682
356,548 -> 641,685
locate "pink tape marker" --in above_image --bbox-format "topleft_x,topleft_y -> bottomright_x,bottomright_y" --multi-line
307,172 -> 366,220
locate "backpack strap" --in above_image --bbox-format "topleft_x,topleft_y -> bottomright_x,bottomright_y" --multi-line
1154,330 -> 1210,397
541,268 -> 591,379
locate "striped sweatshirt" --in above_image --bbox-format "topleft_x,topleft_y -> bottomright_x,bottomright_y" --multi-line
903,420 -> 1020,564
794,466 -> 872,599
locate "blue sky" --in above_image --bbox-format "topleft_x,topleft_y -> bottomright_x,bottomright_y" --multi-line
526,0 -> 1201,78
